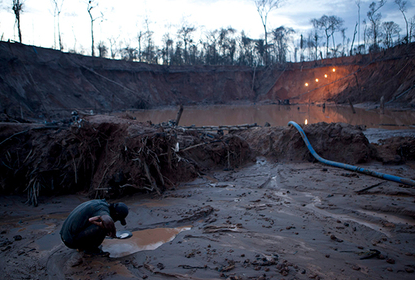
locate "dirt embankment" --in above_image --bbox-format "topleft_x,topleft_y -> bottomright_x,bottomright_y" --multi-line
1,115 -> 413,204
1,41 -> 415,121
0,115 -> 252,204
258,43 -> 415,106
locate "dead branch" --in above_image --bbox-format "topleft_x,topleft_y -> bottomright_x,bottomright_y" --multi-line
23,149 -> 32,163
143,161 -> 160,195
356,181 -> 387,194
152,158 -> 165,186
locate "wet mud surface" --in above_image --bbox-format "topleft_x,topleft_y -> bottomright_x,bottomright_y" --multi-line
1,156 -> 415,279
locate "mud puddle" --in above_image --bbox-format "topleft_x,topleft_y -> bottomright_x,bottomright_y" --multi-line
102,226 -> 191,258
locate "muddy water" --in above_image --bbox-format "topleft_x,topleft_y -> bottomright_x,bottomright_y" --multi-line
101,226 -> 191,258
121,104 -> 415,130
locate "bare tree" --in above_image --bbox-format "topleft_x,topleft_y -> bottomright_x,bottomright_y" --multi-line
52,0 -> 64,50
410,15 -> 415,43
367,0 -> 386,52
136,31 -> 145,62
12,0 -> 23,43
382,21 -> 401,47
87,0 -> 103,56
177,22 -> 196,64
218,27 -> 236,64
330,16 -> 345,57
362,19 -> 368,52
350,22 -> 358,55
204,29 -> 219,65
108,35 -> 119,59
356,0 -> 361,44
271,26 -> 294,63
253,0 -> 281,65
310,20 -> 321,60
311,15 -> 344,58
97,41 -> 107,57
121,43 -> 138,61
394,0 -> 409,43
162,33 -> 173,65
142,17 -> 156,63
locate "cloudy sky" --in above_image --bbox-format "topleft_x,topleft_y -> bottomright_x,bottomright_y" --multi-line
0,0 -> 413,57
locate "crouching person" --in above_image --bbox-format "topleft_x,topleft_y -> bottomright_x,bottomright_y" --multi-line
60,200 -> 128,255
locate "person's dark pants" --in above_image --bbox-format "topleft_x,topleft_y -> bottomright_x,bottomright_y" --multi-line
61,224 -> 107,251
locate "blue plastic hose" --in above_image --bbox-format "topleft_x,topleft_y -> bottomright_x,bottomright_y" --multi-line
288,121 -> 415,186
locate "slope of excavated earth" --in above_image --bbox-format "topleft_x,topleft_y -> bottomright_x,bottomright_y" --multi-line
1,41 -> 415,121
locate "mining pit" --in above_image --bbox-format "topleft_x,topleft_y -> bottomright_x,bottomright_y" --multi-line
1,41 -> 415,279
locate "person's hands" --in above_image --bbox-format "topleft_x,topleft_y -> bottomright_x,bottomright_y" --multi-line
89,215 -> 116,237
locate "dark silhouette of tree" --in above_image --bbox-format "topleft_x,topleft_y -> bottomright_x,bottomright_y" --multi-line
87,0 -> 103,57
136,31 -> 145,62
218,27 -> 236,65
177,23 -> 196,65
311,15 -> 344,58
271,26 -> 295,63
330,17 -> 344,57
382,21 -> 401,48
121,43 -> 138,61
254,39 -> 265,65
237,31 -> 255,66
367,0 -> 385,52
362,19 -> 369,52
350,22 -> 358,55
161,33 -> 173,65
171,41 -> 183,65
108,36 -> 119,59
253,0 -> 281,65
310,19 -> 321,60
204,29 -> 219,65
12,0 -> 23,43
394,0 -> 409,43
97,41 -> 107,57
142,18 -> 156,63
52,0 -> 64,50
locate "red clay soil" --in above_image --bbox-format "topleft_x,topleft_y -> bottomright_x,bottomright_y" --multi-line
1,41 -> 415,121
258,44 -> 415,106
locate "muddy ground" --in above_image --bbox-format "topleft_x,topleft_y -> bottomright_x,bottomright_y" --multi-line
1,115 -> 415,279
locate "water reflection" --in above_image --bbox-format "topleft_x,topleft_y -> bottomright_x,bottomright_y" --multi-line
101,226 -> 191,258
119,104 -> 415,130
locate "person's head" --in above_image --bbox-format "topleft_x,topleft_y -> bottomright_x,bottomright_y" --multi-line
109,202 -> 129,225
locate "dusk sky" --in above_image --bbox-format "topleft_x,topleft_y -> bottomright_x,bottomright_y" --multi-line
0,0 -> 413,59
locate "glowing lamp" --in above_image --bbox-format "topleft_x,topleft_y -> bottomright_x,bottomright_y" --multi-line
315,78 -> 319,82
324,74 -> 328,78
332,68 -> 336,72
305,119 -> 308,125
305,82 -> 309,87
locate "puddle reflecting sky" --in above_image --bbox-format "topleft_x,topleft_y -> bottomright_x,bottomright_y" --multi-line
101,226 -> 191,258
118,104 -> 415,130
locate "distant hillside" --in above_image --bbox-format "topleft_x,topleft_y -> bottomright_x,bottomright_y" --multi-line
1,41 -> 414,121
